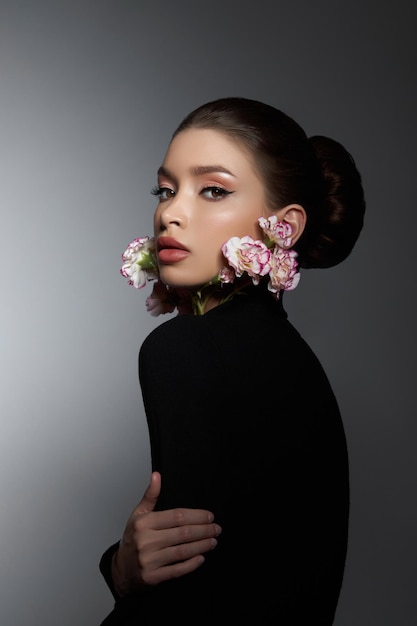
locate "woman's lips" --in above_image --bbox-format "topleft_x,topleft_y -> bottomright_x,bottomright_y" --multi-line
157,237 -> 190,263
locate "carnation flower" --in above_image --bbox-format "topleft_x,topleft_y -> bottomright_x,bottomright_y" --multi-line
221,236 -> 271,285
146,280 -> 176,316
258,215 -> 293,248
218,266 -> 235,284
267,248 -> 300,293
120,237 -> 158,289
145,282 -> 194,317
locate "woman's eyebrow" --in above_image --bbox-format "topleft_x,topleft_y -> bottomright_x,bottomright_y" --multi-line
190,165 -> 235,177
157,165 -> 173,178
157,164 -> 235,178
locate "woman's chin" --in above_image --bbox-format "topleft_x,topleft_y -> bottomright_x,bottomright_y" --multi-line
158,271 -> 216,291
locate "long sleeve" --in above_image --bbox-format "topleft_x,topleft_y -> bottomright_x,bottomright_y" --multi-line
99,542 -> 120,601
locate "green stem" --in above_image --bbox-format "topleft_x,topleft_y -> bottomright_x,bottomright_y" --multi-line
192,292 -> 208,316
191,277 -> 253,316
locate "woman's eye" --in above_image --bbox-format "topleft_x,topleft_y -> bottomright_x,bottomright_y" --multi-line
201,186 -> 232,200
151,186 -> 175,201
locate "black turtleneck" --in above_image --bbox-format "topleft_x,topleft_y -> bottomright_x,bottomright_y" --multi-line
100,288 -> 349,625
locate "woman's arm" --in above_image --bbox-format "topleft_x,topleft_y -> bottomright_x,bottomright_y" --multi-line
103,472 -> 222,597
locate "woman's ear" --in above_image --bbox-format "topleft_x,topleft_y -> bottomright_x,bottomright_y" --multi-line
274,204 -> 306,246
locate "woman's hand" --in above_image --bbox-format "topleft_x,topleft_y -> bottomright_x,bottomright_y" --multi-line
111,472 -> 221,596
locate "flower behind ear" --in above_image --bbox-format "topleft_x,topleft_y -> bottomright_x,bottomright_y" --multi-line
258,215 -> 293,248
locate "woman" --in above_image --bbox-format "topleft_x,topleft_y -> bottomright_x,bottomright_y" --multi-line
99,97 -> 365,624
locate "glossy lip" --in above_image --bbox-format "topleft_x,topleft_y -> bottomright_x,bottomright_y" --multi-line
157,236 -> 190,263
157,236 -> 189,252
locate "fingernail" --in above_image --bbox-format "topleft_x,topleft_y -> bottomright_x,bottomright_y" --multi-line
214,524 -> 222,536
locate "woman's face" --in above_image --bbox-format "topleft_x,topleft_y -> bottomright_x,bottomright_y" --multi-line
153,128 -> 269,288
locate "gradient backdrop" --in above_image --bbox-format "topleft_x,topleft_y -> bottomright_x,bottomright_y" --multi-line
1,1 -> 416,624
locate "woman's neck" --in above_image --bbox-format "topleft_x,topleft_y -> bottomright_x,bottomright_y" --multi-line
188,277 -> 256,315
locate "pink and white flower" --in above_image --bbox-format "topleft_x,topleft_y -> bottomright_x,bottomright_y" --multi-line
258,215 -> 293,248
222,236 -> 271,285
267,248 -> 300,294
146,280 -> 176,316
120,236 -> 158,289
218,266 -> 235,284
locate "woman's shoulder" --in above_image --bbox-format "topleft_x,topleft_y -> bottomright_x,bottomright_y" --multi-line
138,313 -> 213,368
142,311 -> 203,342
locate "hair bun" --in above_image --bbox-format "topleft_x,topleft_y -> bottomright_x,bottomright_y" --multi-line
299,135 -> 366,269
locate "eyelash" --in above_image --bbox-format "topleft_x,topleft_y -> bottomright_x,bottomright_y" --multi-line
151,186 -> 233,201
202,186 -> 233,200
151,186 -> 174,201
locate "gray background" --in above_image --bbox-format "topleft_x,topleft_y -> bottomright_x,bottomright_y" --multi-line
0,1 -> 415,624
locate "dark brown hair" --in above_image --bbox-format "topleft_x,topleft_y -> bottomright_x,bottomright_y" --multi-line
172,97 -> 366,269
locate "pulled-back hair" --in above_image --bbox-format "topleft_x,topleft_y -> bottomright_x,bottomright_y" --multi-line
172,97 -> 366,269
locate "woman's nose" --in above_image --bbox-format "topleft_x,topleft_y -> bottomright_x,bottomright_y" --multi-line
158,194 -> 189,230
